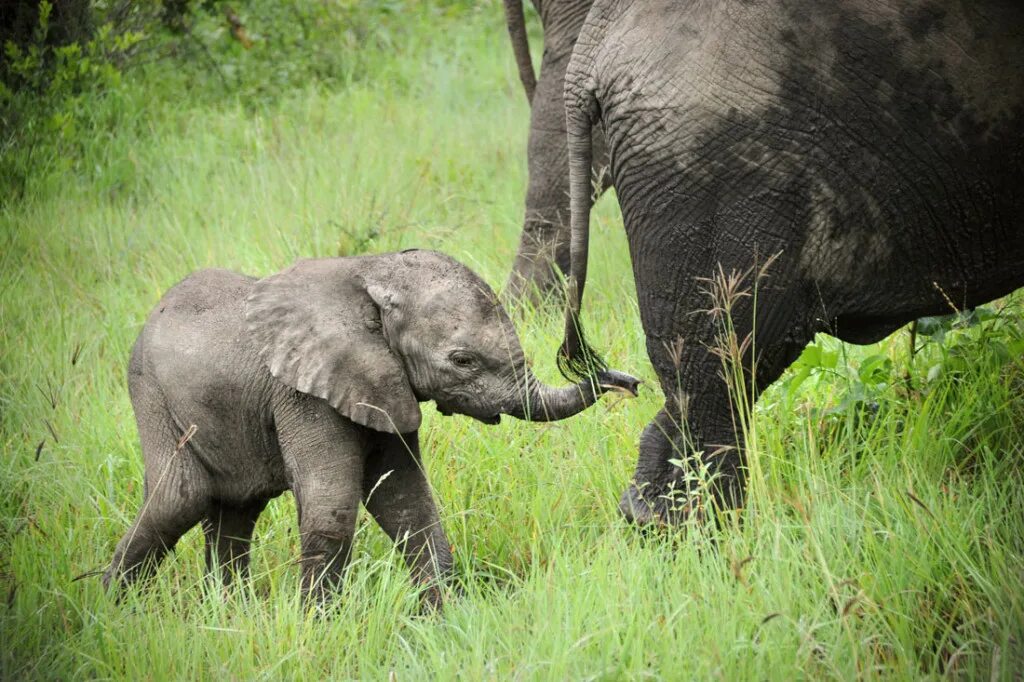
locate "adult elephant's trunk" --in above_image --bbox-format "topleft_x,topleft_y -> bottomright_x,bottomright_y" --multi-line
503,0 -> 536,103
507,368 -> 639,421
558,78 -> 606,381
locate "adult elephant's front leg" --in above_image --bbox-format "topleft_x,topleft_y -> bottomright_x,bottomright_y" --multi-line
362,432 -> 452,609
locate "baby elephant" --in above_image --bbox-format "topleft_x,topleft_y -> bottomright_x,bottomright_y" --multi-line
104,249 -> 637,606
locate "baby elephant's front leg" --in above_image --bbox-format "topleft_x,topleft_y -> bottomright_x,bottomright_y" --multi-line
363,432 -> 453,609
295,488 -> 362,603
276,396 -> 367,604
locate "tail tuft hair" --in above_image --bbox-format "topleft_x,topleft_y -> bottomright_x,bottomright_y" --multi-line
557,314 -> 607,381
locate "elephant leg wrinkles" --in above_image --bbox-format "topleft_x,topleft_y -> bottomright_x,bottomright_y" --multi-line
622,242 -> 810,524
103,405 -> 213,590
362,431 -> 452,609
506,18 -> 611,305
274,393 -> 367,604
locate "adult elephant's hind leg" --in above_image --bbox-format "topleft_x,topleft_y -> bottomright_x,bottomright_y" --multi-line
202,499 -> 267,585
620,343 -> 748,525
621,266 -> 805,525
505,47 -> 611,306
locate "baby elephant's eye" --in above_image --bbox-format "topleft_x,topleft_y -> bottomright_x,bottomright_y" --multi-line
449,351 -> 478,369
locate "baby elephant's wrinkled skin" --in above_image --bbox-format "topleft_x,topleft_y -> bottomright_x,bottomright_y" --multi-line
104,250 -> 638,607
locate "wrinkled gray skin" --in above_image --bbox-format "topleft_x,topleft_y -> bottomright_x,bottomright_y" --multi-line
104,250 -> 638,606
503,0 -> 612,304
561,0 -> 1024,524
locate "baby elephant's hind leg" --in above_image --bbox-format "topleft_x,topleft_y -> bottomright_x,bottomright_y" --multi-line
102,458 -> 209,591
104,387 -> 211,592
202,500 -> 267,585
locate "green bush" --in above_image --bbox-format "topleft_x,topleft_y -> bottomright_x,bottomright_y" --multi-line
0,0 -> 488,205
1,0 -> 148,203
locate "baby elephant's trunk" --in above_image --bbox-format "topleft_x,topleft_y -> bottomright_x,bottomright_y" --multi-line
507,369 -> 640,422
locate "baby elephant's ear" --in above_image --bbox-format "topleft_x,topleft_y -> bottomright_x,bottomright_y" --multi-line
245,258 -> 421,434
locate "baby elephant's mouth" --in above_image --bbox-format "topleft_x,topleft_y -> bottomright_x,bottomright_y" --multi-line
435,403 -> 500,425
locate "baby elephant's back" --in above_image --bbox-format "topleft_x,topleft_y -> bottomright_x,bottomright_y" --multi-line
130,269 -> 264,430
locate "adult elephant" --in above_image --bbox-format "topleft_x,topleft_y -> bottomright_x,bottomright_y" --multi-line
502,0 -> 611,304
558,0 -> 1024,524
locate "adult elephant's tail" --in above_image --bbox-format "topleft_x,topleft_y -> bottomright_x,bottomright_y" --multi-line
558,71 -> 607,381
503,0 -> 536,103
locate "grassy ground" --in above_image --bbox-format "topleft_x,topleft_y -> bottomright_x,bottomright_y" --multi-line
2,5 -> 1022,679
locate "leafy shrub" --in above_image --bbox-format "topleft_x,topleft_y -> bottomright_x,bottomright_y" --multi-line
1,0 -> 490,205
916,305 -> 1024,387
1,0 -> 149,203
775,299 -> 1024,444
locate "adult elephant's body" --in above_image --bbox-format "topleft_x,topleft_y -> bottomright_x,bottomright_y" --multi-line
561,0 -> 1024,522
503,0 -> 611,302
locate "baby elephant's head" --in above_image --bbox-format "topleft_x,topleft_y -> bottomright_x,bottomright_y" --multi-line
246,250 -> 638,434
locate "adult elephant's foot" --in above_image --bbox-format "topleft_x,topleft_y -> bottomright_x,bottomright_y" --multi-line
617,482 -> 704,526
619,409 -> 746,526
504,254 -> 564,308
504,266 -> 562,309
618,475 -> 744,526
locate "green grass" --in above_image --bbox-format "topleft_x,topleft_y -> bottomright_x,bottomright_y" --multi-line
2,6 -> 1022,679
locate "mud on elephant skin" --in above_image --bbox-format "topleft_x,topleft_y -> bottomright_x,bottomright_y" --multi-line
104,249 -> 638,606
502,0 -> 612,305
559,0 -> 1024,524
